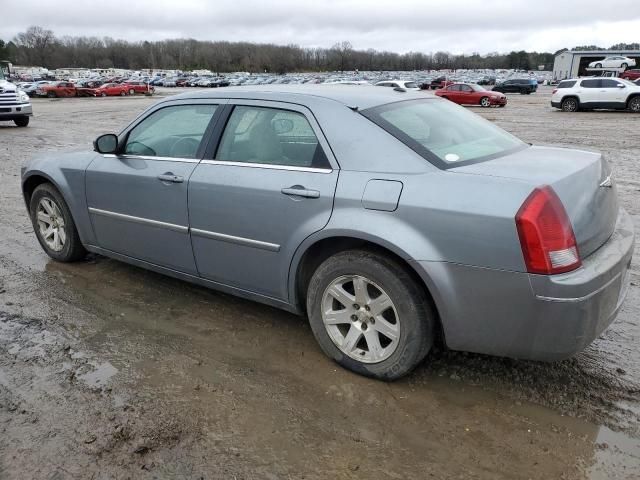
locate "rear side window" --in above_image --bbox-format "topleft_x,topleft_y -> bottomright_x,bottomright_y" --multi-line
362,99 -> 526,169
581,79 -> 601,88
601,79 -> 623,88
557,80 -> 577,88
216,106 -> 330,169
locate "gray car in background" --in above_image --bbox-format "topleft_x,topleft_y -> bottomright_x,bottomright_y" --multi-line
21,85 -> 634,379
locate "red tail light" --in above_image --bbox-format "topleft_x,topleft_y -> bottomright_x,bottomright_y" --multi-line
516,186 -> 581,275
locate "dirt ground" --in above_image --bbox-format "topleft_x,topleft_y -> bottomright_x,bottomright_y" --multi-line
0,86 -> 639,479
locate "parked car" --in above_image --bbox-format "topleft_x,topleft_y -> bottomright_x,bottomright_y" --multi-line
429,76 -> 454,90
375,80 -> 420,91
0,67 -> 32,126
551,78 -> 640,112
89,83 -> 129,97
492,79 -> 535,94
435,83 -> 507,107
21,86 -> 634,380
620,69 -> 640,81
35,81 -> 77,98
124,81 -> 155,95
588,56 -> 636,70
477,76 -> 496,86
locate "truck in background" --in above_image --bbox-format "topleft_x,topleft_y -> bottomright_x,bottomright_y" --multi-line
0,61 -> 33,127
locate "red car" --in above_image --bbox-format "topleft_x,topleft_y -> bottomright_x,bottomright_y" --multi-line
89,83 -> 129,97
123,81 -> 155,95
435,83 -> 507,107
620,69 -> 640,81
35,81 -> 77,98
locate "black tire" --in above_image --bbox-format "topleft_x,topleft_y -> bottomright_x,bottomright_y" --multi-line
621,63 -> 628,70
29,183 -> 87,262
628,96 -> 640,113
480,96 -> 491,107
14,117 -> 29,127
595,63 -> 602,68
47,91 -> 56,98
306,250 -> 434,381
561,97 -> 579,112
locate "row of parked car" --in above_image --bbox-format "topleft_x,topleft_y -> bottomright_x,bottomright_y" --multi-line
16,80 -> 154,98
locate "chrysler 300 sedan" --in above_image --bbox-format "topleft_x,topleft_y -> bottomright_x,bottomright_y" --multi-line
21,86 -> 635,380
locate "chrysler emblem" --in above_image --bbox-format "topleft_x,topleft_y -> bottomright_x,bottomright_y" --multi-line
599,175 -> 613,188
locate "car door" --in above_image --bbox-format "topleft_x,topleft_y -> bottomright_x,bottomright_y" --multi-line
188,100 -> 339,300
86,101 -> 223,274
599,78 -> 627,106
458,84 -> 474,104
443,84 -> 460,101
579,79 -> 601,105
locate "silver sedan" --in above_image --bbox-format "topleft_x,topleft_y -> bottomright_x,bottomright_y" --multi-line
21,85 -> 635,379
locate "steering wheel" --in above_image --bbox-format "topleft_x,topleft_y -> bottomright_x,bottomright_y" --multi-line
169,137 -> 200,158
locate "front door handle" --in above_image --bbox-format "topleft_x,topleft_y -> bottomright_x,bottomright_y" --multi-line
158,173 -> 184,183
281,186 -> 320,199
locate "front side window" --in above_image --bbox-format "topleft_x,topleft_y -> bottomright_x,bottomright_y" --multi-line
216,106 -> 330,169
362,99 -> 526,168
124,104 -> 217,158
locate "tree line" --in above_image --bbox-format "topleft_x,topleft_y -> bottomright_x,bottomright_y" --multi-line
0,26 -> 633,74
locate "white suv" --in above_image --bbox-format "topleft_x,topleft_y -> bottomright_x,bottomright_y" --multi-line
551,78 -> 640,112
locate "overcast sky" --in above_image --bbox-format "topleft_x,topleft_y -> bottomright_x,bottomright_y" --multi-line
3,0 -> 640,54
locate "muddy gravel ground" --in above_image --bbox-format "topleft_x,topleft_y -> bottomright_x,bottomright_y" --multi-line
0,87 -> 639,479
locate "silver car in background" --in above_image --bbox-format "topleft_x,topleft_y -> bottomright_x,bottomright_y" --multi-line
21,86 -> 634,379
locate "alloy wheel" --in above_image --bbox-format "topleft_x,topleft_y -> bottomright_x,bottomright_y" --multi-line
562,98 -> 577,112
480,97 -> 491,107
321,275 -> 400,363
629,97 -> 640,112
36,197 -> 66,252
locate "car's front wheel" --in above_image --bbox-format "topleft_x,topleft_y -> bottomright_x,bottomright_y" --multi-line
480,96 -> 491,107
29,183 -> 87,262
306,250 -> 434,380
621,63 -> 628,70
561,97 -> 579,112
14,117 -> 29,127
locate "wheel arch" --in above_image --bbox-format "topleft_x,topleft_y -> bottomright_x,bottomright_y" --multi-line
290,234 -> 446,345
22,171 -> 95,246
626,93 -> 640,107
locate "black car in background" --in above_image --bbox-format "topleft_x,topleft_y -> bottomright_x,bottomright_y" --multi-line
492,79 -> 536,94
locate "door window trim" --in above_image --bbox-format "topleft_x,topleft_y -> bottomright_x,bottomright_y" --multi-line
112,99 -> 227,163
201,99 -> 339,172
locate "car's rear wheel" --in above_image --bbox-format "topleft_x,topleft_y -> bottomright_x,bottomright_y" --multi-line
101,92 -> 107,97
306,250 -> 434,380
14,117 -> 29,127
561,97 -> 579,112
480,96 -> 491,107
47,91 -> 56,98
621,63 -> 628,70
595,63 -> 602,68
628,97 -> 640,113
29,183 -> 86,262
129,88 -> 135,95
120,90 -> 126,96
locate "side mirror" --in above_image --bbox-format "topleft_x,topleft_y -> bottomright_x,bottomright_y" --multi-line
617,84 -> 626,88
93,133 -> 118,154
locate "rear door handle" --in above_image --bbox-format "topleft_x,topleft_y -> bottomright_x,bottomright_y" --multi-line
158,173 -> 184,183
281,186 -> 320,199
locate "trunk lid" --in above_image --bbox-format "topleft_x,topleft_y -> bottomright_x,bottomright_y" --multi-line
452,145 -> 618,259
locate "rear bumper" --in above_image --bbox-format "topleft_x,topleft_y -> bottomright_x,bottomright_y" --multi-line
412,208 -> 635,360
0,103 -> 33,119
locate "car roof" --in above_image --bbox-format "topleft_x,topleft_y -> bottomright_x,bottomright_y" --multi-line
167,84 -> 434,110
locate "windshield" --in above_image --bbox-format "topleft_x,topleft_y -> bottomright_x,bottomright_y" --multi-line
362,99 -> 526,168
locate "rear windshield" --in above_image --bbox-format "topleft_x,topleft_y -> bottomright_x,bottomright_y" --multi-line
361,99 -> 526,168
557,80 -> 577,88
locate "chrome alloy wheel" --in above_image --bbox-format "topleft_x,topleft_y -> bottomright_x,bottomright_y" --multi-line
321,275 -> 400,363
480,97 -> 491,107
36,197 -> 66,252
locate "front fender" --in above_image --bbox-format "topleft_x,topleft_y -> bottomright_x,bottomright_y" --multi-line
22,151 -> 98,246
